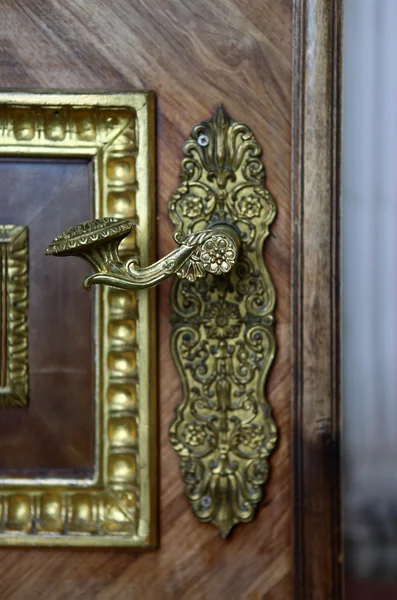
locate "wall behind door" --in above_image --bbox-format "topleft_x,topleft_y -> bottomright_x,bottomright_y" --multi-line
343,0 -> 397,582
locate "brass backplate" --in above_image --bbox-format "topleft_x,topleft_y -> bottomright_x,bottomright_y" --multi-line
169,107 -> 277,537
0,91 -> 156,548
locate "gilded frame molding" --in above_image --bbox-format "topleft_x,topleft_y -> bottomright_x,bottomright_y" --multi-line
0,225 -> 29,408
0,91 -> 157,548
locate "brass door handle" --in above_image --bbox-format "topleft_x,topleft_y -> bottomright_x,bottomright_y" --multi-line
46,106 -> 278,538
46,220 -> 240,290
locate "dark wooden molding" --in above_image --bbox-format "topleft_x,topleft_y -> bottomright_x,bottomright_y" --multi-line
292,0 -> 343,598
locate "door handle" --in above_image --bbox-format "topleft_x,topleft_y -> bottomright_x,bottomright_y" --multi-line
46,105 -> 277,538
46,220 -> 240,290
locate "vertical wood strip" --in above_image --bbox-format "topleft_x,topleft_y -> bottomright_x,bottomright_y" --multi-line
292,0 -> 343,597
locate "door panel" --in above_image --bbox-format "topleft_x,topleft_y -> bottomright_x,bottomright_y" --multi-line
0,0 -> 342,598
0,159 -> 95,475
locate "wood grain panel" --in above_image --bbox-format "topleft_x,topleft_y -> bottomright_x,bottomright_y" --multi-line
0,0 -> 342,598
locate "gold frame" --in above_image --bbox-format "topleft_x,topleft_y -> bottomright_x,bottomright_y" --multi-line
0,91 -> 157,547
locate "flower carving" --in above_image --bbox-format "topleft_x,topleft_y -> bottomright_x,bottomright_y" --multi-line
199,234 -> 237,275
203,300 -> 242,340
236,193 -> 262,218
183,423 -> 207,446
236,426 -> 264,450
180,194 -> 203,218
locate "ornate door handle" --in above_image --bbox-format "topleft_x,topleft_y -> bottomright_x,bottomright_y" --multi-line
46,106 -> 277,538
46,220 -> 240,290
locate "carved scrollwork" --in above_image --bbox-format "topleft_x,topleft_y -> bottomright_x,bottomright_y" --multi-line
0,225 -> 29,408
169,106 -> 277,537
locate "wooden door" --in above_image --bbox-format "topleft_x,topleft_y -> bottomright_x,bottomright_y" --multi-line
0,0 -> 342,598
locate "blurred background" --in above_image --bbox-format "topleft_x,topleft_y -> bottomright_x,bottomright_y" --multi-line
343,0 -> 397,596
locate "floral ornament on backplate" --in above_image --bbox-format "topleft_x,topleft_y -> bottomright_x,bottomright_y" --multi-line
180,193 -> 204,218
203,300 -> 242,340
236,193 -> 263,218
169,106 -> 277,537
183,423 -> 207,447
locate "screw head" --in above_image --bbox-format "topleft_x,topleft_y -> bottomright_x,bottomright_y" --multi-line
197,134 -> 209,147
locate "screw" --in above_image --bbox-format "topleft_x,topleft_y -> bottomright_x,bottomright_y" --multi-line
198,134 -> 209,147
